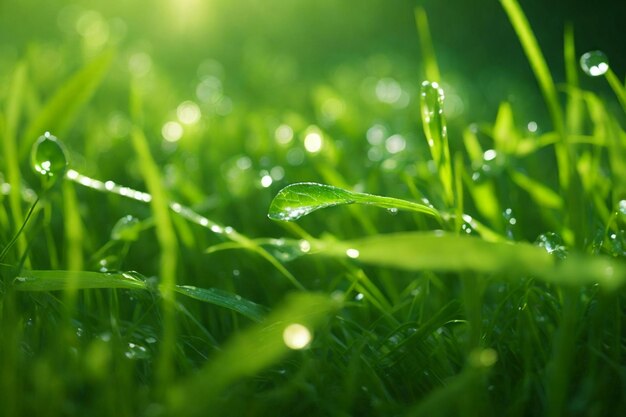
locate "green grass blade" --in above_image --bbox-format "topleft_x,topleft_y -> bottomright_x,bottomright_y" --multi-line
499,0 -> 569,189
564,24 -> 583,134
62,181 -> 84,271
493,101 -> 518,154
268,182 -> 442,222
130,83 -> 178,386
174,285 -> 267,323
421,81 -> 454,206
2,62 -> 29,265
510,170 -> 563,209
12,269 -> 147,291
320,232 -> 625,290
407,366 -> 491,417
605,69 -> 626,114
499,0 -> 564,134
64,168 -> 305,290
168,292 -> 340,417
326,231 -> 553,274
20,49 -> 114,158
414,7 -> 440,83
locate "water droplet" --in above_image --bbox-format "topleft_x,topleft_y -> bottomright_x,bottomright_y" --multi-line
111,215 -> 141,241
420,81 -> 447,156
210,225 -> 224,234
273,207 -> 308,221
535,232 -> 568,259
503,208 -> 517,238
125,342 -> 150,360
298,240 -> 311,253
580,50 -> 609,77
617,200 -> 626,217
606,230 -> 625,257
346,248 -> 360,259
354,292 -> 364,301
471,157 -> 500,184
461,214 -> 477,235
483,149 -> 497,161
31,132 -> 68,188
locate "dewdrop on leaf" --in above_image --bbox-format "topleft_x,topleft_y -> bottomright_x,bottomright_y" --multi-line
31,131 -> 69,188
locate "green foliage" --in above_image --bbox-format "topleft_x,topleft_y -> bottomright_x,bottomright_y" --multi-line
1,1 -> 625,416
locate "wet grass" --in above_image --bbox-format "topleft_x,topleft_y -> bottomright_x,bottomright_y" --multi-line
1,1 -> 625,416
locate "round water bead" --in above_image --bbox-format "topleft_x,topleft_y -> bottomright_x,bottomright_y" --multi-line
580,51 -> 609,77
535,232 -> 567,259
31,132 -> 68,187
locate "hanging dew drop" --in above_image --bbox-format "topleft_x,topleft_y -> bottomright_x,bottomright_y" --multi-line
580,50 -> 609,77
31,132 -> 68,188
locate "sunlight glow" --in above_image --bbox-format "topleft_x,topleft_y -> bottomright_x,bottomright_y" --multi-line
275,124 -> 294,145
162,121 -> 183,142
177,101 -> 201,125
283,323 -> 312,350
260,174 -> 273,188
304,131 -> 323,153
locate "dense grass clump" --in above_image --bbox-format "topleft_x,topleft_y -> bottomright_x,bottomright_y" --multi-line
1,1 -> 625,416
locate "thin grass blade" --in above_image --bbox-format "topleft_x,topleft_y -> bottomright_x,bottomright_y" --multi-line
20,49 -> 114,158
168,292 -> 340,417
321,232 -> 625,290
174,285 -> 267,322
12,269 -> 147,291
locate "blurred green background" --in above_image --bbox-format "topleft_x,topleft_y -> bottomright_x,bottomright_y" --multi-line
2,0 -> 624,122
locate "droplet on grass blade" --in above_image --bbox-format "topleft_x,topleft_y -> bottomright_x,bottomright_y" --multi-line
420,81 -> 454,206
535,232 -> 568,259
580,50 -> 609,77
420,81 -> 446,151
111,215 -> 142,242
31,132 -> 68,188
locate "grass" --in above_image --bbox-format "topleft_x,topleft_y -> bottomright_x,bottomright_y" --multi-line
1,0 -> 625,416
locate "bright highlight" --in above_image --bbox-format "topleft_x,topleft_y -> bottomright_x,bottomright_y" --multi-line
283,323 -> 312,350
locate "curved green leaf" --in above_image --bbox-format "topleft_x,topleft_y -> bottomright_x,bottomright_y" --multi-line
268,182 -> 442,222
